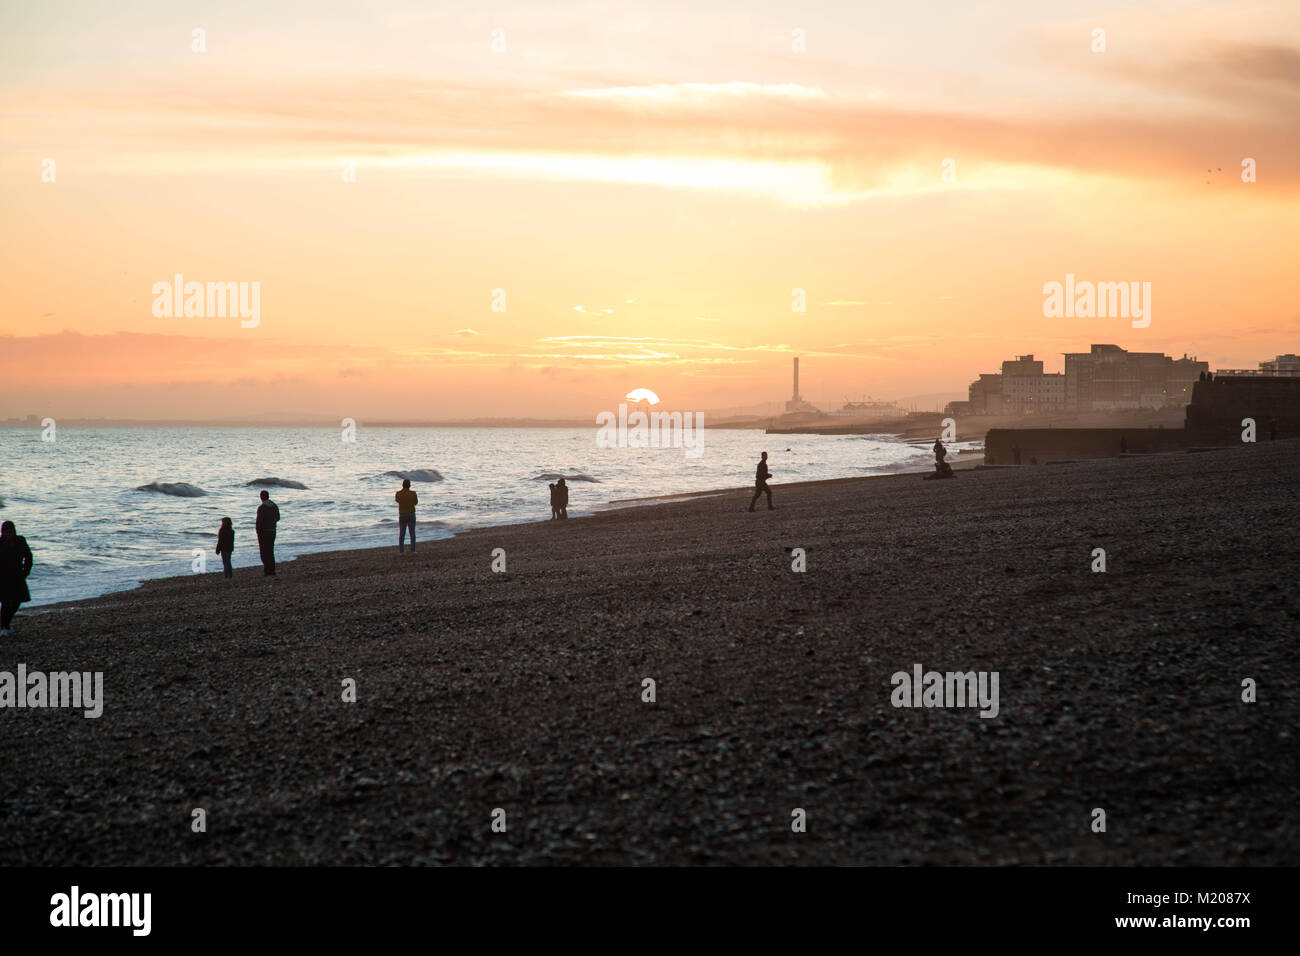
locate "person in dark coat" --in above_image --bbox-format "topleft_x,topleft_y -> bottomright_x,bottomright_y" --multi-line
215,516 -> 235,579
255,491 -> 280,576
0,520 -> 34,637
749,452 -> 774,511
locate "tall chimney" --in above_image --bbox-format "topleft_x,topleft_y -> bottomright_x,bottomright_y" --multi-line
793,357 -> 800,401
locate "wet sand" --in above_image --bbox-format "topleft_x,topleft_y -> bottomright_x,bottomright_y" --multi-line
2,442 -> 1297,865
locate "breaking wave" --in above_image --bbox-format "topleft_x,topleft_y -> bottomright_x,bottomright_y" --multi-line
136,481 -> 208,497
247,477 -> 309,490
382,469 -> 444,482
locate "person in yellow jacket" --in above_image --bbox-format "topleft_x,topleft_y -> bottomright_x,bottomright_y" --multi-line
395,478 -> 418,554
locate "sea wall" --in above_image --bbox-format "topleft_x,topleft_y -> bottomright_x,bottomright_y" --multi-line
983,427 -> 1187,463
1185,376 -> 1300,443
984,377 -> 1300,461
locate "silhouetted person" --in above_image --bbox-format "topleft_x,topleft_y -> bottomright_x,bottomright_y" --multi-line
255,490 -> 280,576
924,458 -> 955,480
1120,435 -> 1128,454
556,477 -> 570,518
396,478 -> 418,553
1012,444 -> 1021,465
749,451 -> 773,511
0,520 -> 33,637
1199,371 -> 1206,382
933,437 -> 947,465
548,482 -> 559,520
215,516 -> 234,579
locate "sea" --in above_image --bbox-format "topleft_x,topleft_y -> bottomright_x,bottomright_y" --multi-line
0,425 -> 977,606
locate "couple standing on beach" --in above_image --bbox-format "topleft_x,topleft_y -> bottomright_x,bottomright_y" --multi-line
549,478 -> 569,519
213,490 -> 282,578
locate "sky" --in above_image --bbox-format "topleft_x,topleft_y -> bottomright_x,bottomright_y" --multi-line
2,0 -> 1297,420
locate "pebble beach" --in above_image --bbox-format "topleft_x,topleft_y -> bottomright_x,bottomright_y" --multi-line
2,441 -> 1297,865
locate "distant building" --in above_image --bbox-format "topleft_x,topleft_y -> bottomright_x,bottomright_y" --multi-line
1215,354 -> 1300,377
1000,354 -> 1065,414
956,345 -> 1207,416
1063,344 -> 1208,410
967,373 -> 1003,415
956,355 -> 1063,416
1263,354 -> 1300,376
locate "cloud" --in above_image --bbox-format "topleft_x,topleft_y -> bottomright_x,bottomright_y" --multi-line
451,328 -> 484,336
9,37 -> 1299,200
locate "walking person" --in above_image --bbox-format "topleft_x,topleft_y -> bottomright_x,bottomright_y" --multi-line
0,520 -> 34,637
255,490 -> 280,576
396,478 -> 418,553
748,451 -> 774,511
215,516 -> 235,579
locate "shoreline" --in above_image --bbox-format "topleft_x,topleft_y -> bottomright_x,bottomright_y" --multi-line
26,447 -> 981,614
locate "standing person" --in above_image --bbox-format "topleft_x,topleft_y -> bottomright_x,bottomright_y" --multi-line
556,477 -> 569,519
548,482 -> 559,520
396,478 -> 418,553
933,436 -> 947,466
215,516 -> 235,579
0,520 -> 33,638
255,490 -> 280,576
748,451 -> 773,512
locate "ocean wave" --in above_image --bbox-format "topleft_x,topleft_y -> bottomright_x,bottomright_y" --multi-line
382,469 -> 443,482
136,481 -> 208,497
531,472 -> 601,482
247,477 -> 309,490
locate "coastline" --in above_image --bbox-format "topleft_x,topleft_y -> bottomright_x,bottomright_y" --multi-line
27,445 -> 979,613
3,440 -> 1296,864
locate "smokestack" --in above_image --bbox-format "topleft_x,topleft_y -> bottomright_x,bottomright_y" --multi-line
793,356 -> 800,401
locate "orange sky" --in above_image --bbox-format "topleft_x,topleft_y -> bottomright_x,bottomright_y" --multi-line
2,1 -> 1297,420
